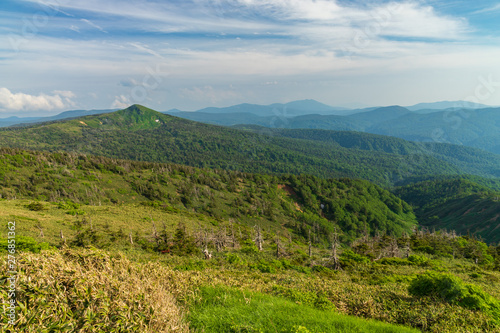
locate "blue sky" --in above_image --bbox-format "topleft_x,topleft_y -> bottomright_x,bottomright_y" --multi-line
1,0 -> 500,116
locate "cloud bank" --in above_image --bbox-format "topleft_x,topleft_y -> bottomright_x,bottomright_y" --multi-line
0,88 -> 75,113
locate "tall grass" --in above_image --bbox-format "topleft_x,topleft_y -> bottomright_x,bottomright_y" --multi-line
0,248 -> 189,332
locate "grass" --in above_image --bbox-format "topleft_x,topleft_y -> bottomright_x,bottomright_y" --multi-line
0,248 -> 189,332
188,286 -> 420,333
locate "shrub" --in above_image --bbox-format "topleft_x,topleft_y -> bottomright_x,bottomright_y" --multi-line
409,272 -> 500,319
26,202 -> 44,211
378,257 -> 408,266
0,236 -> 51,253
226,253 -> 243,265
340,249 -> 370,268
407,254 -> 430,266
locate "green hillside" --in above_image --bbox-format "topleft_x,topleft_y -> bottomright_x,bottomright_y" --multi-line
395,178 -> 500,243
2,149 -> 500,332
235,127 -> 500,180
171,105 -> 500,154
1,105 -> 498,186
0,148 -> 417,242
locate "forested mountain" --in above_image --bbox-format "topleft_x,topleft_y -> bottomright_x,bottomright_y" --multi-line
0,148 -> 417,241
394,177 -> 500,243
0,105 -> 498,186
0,109 -> 117,127
168,105 -> 500,154
233,126 -> 500,181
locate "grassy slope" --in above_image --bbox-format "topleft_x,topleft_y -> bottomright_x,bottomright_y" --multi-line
2,105 -> 497,186
0,148 -> 418,243
395,178 -> 500,243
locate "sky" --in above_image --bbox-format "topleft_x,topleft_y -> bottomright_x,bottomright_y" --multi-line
1,0 -> 500,116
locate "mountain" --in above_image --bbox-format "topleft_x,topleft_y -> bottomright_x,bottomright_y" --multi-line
0,116 -> 42,127
347,106 -> 411,123
171,104 -> 500,155
369,108 -> 500,154
394,177 -> 500,244
234,126 -> 500,181
190,99 -> 361,117
0,105 -> 498,186
406,101 -> 493,111
0,108 -> 117,128
0,147 -> 418,241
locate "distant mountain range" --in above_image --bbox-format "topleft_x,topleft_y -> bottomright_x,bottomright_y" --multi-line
166,102 -> 500,155
0,104 -> 498,187
1,99 -> 498,154
0,108 -> 118,127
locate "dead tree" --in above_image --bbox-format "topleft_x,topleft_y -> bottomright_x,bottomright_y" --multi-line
60,230 -> 66,245
308,229 -> 312,257
203,248 -> 212,260
254,225 -> 263,251
330,228 -> 341,270
275,233 -> 281,258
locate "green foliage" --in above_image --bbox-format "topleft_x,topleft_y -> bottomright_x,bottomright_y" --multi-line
340,250 -> 370,268
26,201 -> 44,211
271,285 -> 335,311
174,259 -> 207,271
409,272 -> 500,319
1,105 -> 498,188
188,286 -> 419,333
0,148 -> 418,243
394,177 -> 500,244
0,235 -> 52,253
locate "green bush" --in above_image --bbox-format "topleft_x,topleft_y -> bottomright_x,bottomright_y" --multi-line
340,249 -> 370,268
408,272 -> 500,319
0,236 -> 52,253
26,202 -> 44,211
256,261 -> 275,274
407,254 -> 430,266
226,253 -> 244,265
241,239 -> 259,254
378,257 -> 408,266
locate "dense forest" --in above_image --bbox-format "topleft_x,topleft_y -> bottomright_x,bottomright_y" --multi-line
1,105 -> 499,187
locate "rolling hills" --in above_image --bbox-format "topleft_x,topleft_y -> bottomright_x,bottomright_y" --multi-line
168,104 -> 500,155
0,147 -> 418,242
0,105 -> 499,187
394,177 -> 500,244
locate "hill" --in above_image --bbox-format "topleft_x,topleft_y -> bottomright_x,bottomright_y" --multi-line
0,148 -> 418,242
0,108 -> 117,128
233,126 -> 500,182
0,105 -> 467,186
0,105 -> 498,187
167,104 -> 500,154
406,101 -> 492,111
394,177 -> 500,244
2,148 -> 500,332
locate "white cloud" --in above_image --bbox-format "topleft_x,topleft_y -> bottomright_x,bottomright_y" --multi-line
0,88 -> 75,112
472,3 -> 500,14
81,18 -> 107,33
111,95 -> 131,109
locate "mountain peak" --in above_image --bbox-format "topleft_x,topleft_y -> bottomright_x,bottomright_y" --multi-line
101,104 -> 171,130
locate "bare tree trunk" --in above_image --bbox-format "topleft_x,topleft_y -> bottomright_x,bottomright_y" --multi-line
276,233 -> 280,258
308,229 -> 312,257
255,225 -> 263,251
331,228 -> 341,270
